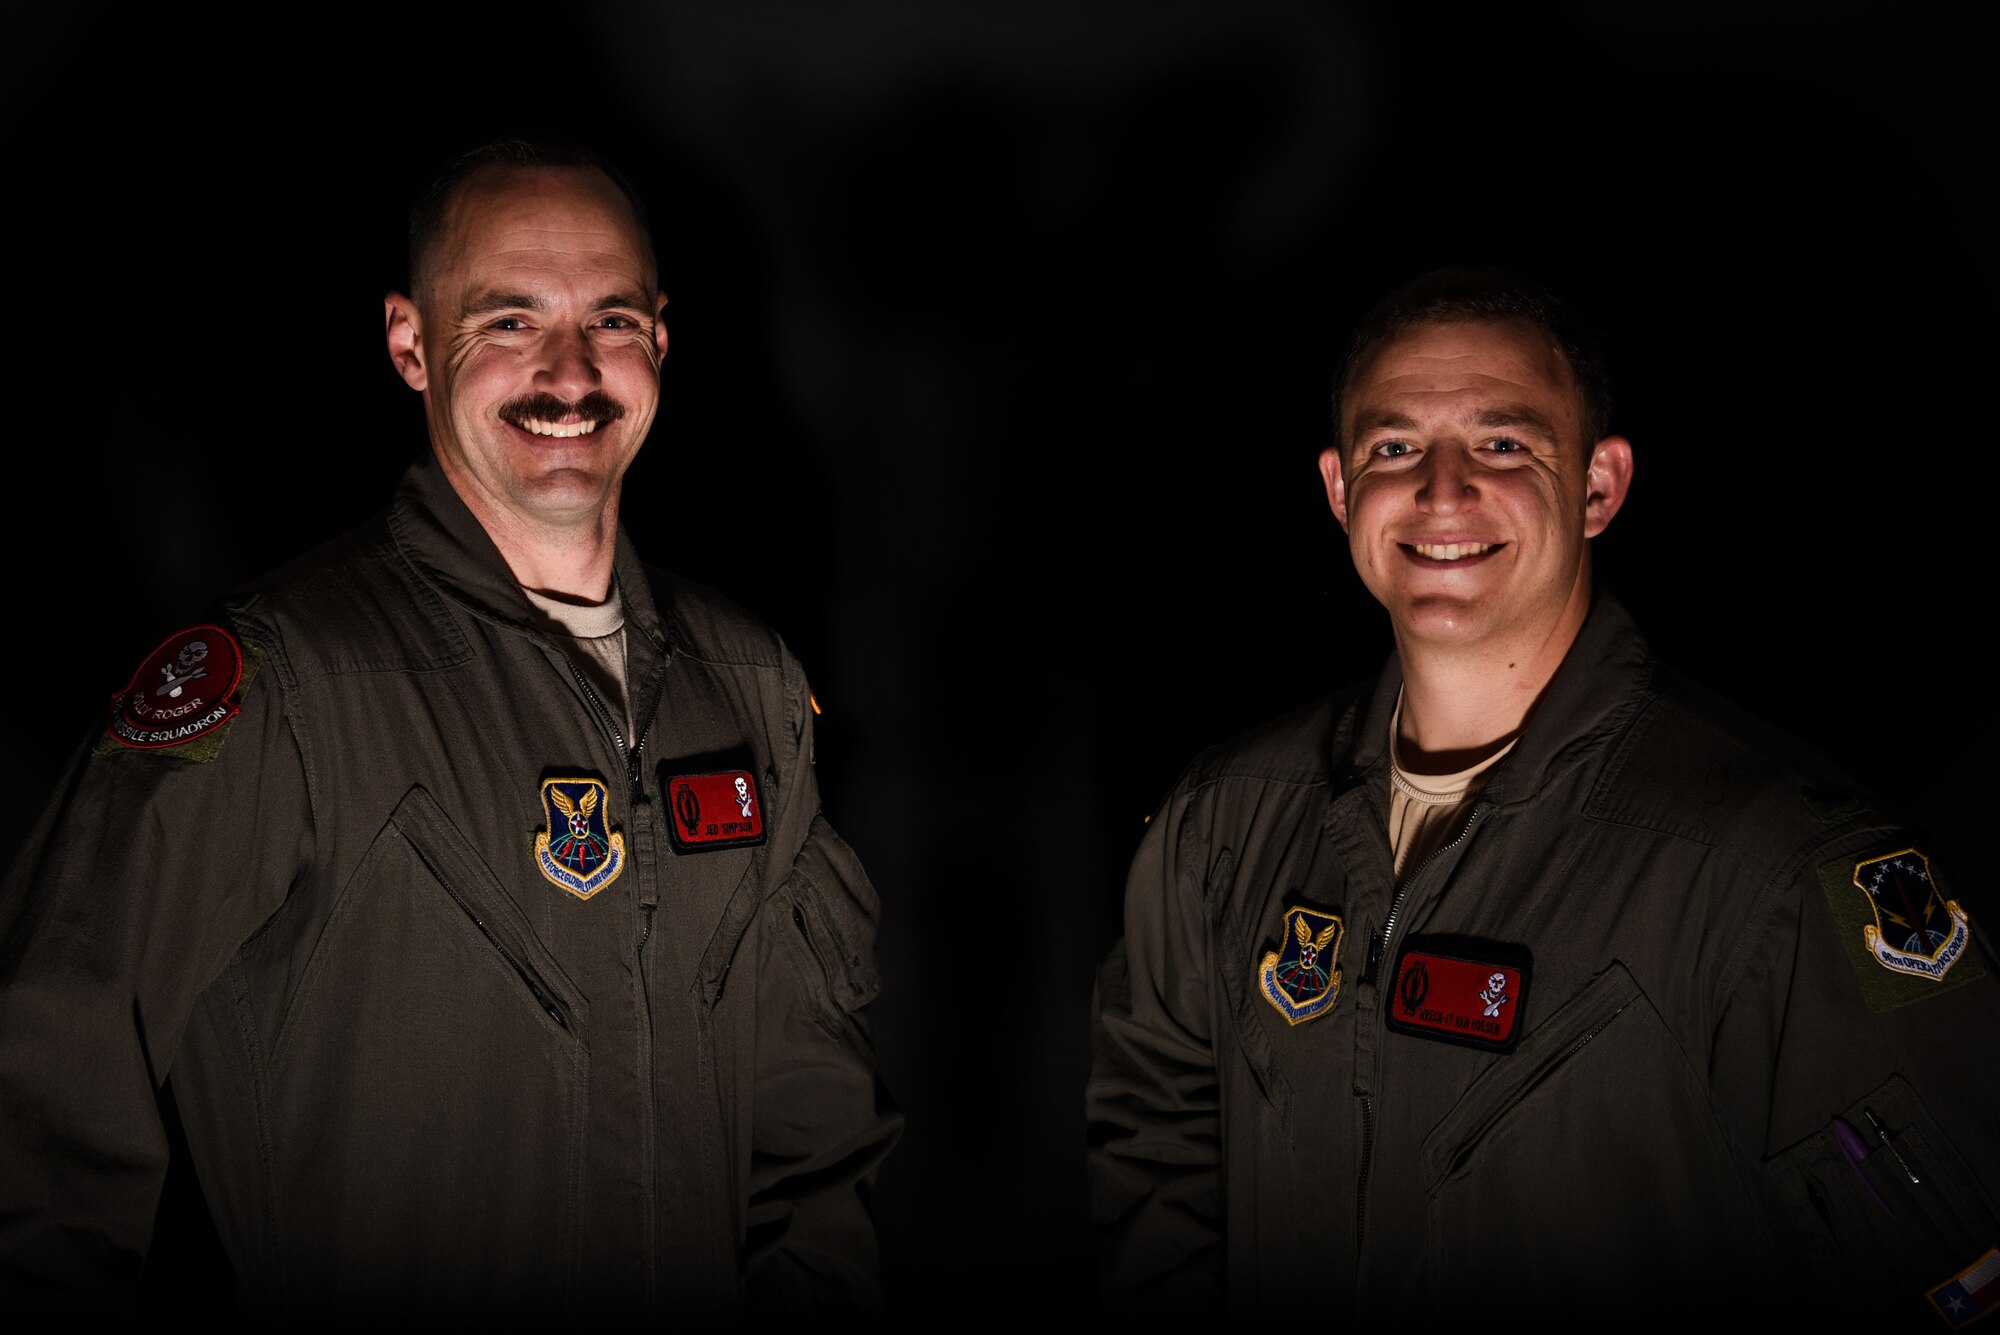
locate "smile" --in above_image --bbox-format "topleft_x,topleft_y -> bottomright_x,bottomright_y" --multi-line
1407,542 -> 1499,561
518,417 -> 600,438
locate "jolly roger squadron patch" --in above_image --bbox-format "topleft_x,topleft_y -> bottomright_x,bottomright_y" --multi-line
1258,906 -> 1345,1026
107,625 -> 244,751
533,778 -> 627,900
1818,846 -> 1987,1012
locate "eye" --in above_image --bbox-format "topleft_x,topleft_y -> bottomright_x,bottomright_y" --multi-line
1487,436 -> 1525,454
1372,440 -> 1414,458
490,317 -> 527,332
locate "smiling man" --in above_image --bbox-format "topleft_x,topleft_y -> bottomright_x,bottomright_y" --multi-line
1,141 -> 897,1320
1088,270 -> 1999,1323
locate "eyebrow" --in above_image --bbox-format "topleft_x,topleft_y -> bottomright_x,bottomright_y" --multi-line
1473,406 -> 1559,439
1351,406 -> 1560,439
459,290 -> 655,318
1350,409 -> 1420,436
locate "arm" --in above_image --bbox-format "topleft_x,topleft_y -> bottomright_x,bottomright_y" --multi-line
741,670 -> 900,1318
0,631 -> 308,1312
1714,833 -> 2000,1323
1086,783 -> 1225,1316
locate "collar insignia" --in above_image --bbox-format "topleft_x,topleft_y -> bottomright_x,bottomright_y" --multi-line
665,770 -> 766,853
1258,906 -> 1345,1025
1854,849 -> 1969,982
534,777 -> 626,899
108,625 -> 243,750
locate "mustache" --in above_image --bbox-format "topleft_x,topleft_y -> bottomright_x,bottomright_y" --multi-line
497,391 -> 628,429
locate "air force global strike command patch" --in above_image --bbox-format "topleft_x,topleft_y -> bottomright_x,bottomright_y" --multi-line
665,770 -> 766,853
1257,906 -> 1345,1025
533,778 -> 627,899
107,625 -> 245,751
1818,847 -> 1987,1012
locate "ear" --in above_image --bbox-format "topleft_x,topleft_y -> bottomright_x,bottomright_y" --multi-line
385,293 -> 427,392
1582,435 -> 1634,538
1317,445 -> 1351,532
653,290 -> 670,364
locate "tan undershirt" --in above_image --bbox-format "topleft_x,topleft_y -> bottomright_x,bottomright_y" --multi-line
1388,693 -> 1517,881
523,585 -> 632,742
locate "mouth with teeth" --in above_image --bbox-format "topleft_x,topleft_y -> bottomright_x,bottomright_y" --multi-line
498,391 -> 627,441
1404,541 -> 1504,566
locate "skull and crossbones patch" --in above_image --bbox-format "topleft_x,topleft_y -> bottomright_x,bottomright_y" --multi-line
664,769 -> 766,853
107,625 -> 245,751
1385,940 -> 1530,1052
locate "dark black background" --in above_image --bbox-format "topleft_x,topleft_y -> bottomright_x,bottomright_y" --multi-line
7,0 -> 1989,1316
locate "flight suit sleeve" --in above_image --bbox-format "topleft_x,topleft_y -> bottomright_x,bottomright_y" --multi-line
1086,780 -> 1225,1315
0,630 -> 310,1313
741,669 -> 900,1319
1712,830 -> 2000,1324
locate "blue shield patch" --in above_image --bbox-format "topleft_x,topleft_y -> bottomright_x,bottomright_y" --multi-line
534,777 -> 626,900
1855,849 -> 1969,982
1258,906 -> 1345,1026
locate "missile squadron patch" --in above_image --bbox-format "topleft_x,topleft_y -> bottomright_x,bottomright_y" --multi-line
104,625 -> 248,758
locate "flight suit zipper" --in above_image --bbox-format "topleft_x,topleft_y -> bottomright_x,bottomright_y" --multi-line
561,654 -> 666,1304
1356,803 -> 1488,1254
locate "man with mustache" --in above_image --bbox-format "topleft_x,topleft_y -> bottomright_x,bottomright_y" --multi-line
1088,270 -> 2000,1324
0,141 -> 898,1320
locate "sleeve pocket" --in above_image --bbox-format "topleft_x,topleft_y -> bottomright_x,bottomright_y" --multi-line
1768,1074 -> 1999,1310
782,815 -> 882,1014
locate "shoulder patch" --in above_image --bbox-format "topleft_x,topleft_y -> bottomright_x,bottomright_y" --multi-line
1817,847 -> 1988,1012
101,625 -> 250,760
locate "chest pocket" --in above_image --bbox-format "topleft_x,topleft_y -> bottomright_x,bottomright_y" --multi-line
1416,961 -> 1769,1317
263,783 -> 589,1306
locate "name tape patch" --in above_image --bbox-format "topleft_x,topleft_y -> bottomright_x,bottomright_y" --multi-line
1385,944 -> 1530,1052
666,770 -> 765,852
108,625 -> 244,750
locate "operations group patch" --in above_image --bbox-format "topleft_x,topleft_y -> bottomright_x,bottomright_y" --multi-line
1257,906 -> 1345,1026
108,625 -> 244,751
533,777 -> 626,899
1819,847 -> 1987,1012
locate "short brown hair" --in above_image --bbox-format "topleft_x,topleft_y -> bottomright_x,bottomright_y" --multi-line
406,137 -> 656,300
1332,268 -> 1612,448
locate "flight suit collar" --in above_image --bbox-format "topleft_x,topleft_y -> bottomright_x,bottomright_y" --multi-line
1330,592 -> 1654,810
387,454 -> 670,660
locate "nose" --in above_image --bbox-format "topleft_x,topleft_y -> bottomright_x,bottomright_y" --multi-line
536,322 -> 601,401
1416,445 -> 1477,515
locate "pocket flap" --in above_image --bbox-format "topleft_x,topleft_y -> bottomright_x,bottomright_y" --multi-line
1420,960 -> 1642,1186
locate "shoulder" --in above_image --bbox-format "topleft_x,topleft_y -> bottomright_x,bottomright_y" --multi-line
224,511 -> 470,683
1171,684 -> 1369,807
1588,663 -> 1898,867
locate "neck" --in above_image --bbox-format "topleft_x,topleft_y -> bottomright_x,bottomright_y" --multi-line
1392,578 -> 1592,773
452,479 -> 623,604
